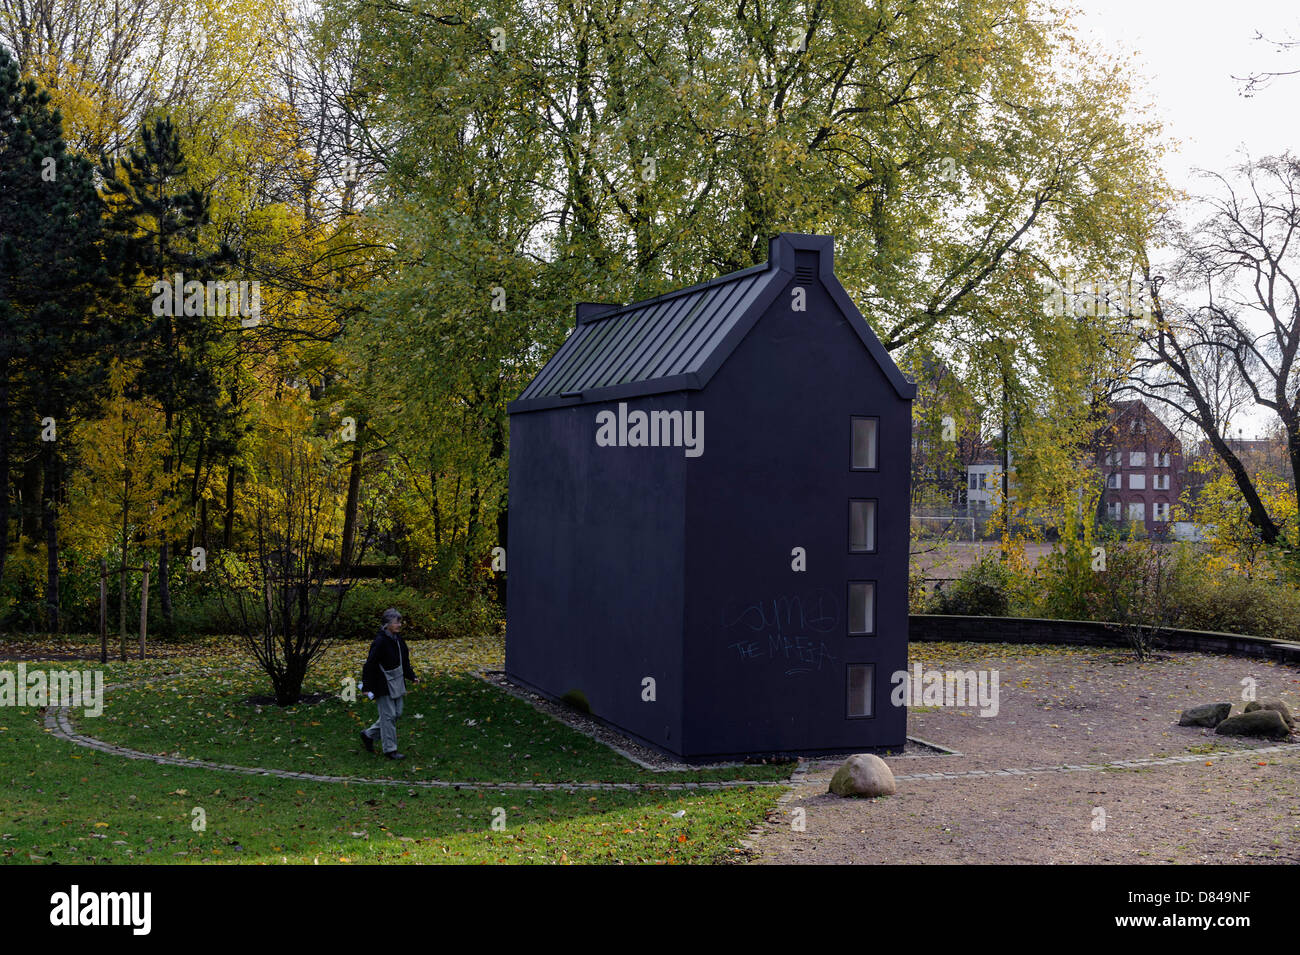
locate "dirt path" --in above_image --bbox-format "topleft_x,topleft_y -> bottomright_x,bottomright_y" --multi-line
750,644 -> 1300,863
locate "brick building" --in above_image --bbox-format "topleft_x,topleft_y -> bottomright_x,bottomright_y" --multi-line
1096,400 -> 1183,536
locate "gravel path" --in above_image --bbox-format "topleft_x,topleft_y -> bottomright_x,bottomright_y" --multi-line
749,644 -> 1300,863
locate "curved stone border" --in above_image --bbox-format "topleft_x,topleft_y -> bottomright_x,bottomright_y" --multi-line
43,676 -> 799,792
911,613 -> 1300,664
49,670 -> 1296,798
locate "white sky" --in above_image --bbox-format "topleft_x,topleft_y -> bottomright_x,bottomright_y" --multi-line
1072,1 -> 1298,440
1072,0 -> 1298,192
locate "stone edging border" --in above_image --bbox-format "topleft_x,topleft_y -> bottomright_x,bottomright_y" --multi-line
43,674 -> 795,792
910,614 -> 1300,664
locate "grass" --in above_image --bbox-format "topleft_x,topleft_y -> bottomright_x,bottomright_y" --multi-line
82,642 -> 793,785
0,634 -> 789,864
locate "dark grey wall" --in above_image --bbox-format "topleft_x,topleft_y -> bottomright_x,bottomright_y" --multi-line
680,250 -> 911,758
505,395 -> 688,751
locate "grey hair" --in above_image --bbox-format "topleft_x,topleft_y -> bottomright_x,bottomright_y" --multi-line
382,608 -> 402,624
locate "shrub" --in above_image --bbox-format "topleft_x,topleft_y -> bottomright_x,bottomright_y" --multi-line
560,689 -> 591,713
1168,571 -> 1300,643
335,582 -> 441,640
927,556 -> 1012,616
0,547 -> 47,633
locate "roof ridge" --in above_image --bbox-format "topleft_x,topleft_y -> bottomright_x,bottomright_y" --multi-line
580,260 -> 771,324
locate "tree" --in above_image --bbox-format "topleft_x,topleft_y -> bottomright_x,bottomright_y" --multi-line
329,0 -> 1166,595
0,46 -> 108,626
1133,155 -> 1300,548
0,0 -> 289,156
214,404 -> 361,705
63,360 -> 179,658
101,115 -> 236,629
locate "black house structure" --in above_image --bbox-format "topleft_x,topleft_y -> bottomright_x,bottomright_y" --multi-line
506,233 -> 915,761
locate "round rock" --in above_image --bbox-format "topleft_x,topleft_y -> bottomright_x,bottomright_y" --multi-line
828,753 -> 896,798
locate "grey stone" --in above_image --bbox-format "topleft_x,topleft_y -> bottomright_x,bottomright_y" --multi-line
1178,703 -> 1232,727
828,754 -> 896,798
1215,709 -> 1291,740
1244,700 -> 1295,730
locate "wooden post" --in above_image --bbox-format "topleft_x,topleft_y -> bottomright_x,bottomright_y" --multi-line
139,558 -> 150,660
98,558 -> 108,665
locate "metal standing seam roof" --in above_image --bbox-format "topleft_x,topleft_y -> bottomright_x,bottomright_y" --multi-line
515,266 -> 772,404
508,233 -> 917,414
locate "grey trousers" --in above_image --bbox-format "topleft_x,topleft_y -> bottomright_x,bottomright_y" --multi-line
363,693 -> 404,753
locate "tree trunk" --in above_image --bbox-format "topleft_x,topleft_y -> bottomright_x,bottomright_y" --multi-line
223,461 -> 237,549
0,368 -> 9,585
158,409 -> 173,625
19,453 -> 39,545
340,435 -> 363,567
199,496 -> 209,555
157,538 -> 171,627
139,559 -> 149,659
186,436 -> 205,556
119,556 -> 128,662
99,557 -> 108,664
41,439 -> 59,632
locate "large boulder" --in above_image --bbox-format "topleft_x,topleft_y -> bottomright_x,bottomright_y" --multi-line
1215,709 -> 1291,740
1178,703 -> 1232,728
828,754 -> 896,798
1244,700 -> 1295,731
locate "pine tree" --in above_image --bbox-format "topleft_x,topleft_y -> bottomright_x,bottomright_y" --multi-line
0,47 -> 108,627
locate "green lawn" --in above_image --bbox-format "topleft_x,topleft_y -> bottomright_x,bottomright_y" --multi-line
89,669 -> 791,785
0,635 -> 788,864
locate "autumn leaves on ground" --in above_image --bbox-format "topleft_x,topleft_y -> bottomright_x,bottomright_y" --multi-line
2,634 -> 782,865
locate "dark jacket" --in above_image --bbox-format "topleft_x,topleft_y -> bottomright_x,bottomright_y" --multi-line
361,629 -> 415,698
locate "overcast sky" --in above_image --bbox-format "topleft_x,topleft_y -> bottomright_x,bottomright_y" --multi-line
1071,2 -> 1299,439
1073,0 -> 1298,191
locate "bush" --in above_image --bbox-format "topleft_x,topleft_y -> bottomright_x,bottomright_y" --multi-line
927,556 -> 1012,616
335,582 -> 441,640
560,689 -> 591,713
165,578 -> 501,642
0,547 -> 47,632
1168,571 -> 1300,643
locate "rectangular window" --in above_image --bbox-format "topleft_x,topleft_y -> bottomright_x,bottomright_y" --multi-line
1129,473 -> 1146,490
1129,451 -> 1146,467
848,582 -> 875,635
1105,451 -> 1121,466
1107,501 -> 1122,520
847,664 -> 874,718
969,473 -> 981,490
1156,452 -> 1170,468
1128,501 -> 1145,522
851,417 -> 879,470
849,500 -> 877,553
1154,474 -> 1169,490
1154,502 -> 1170,521
1106,473 -> 1120,489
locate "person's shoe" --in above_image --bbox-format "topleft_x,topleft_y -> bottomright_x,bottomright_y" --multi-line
360,731 -> 374,753
385,751 -> 406,760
